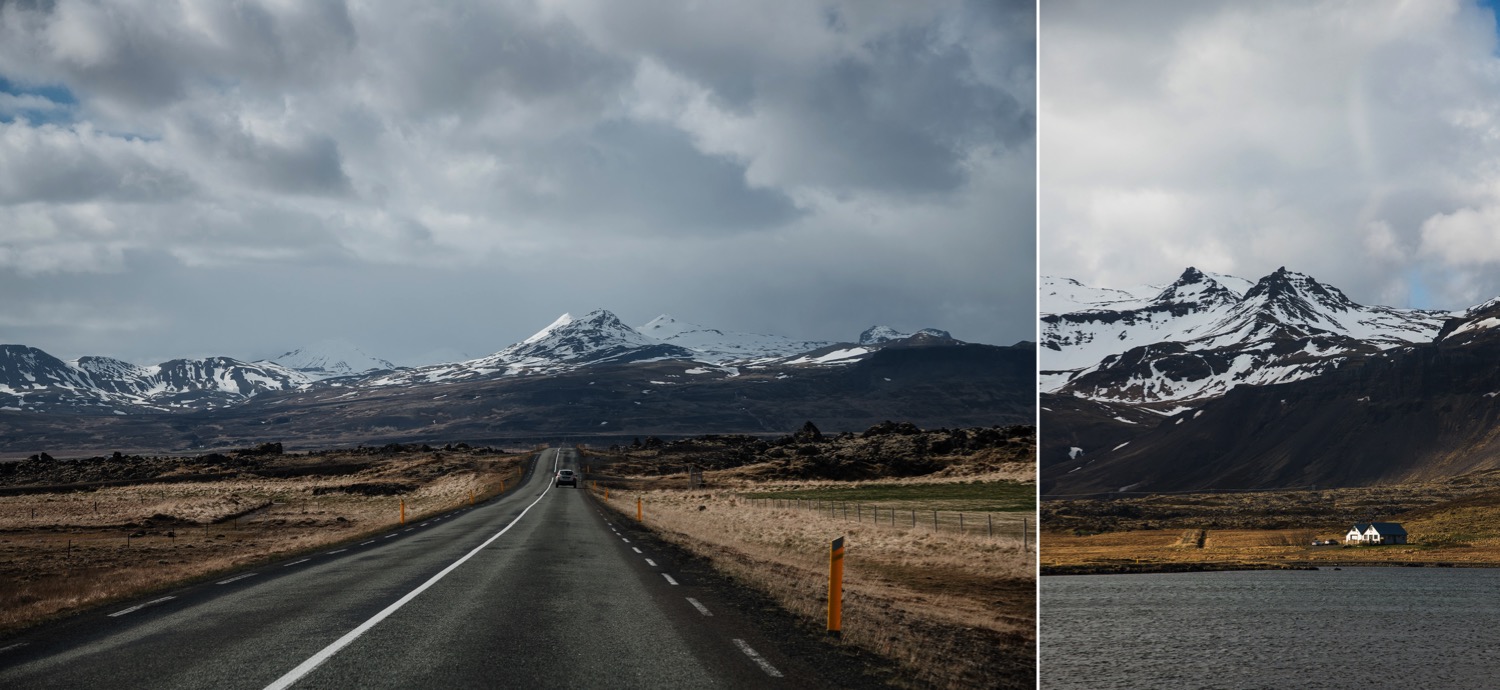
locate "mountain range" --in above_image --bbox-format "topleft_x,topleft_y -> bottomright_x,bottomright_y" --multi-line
1042,267 -> 1500,496
0,311 -> 1033,453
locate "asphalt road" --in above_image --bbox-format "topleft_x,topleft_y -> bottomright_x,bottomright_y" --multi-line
0,448 -> 838,688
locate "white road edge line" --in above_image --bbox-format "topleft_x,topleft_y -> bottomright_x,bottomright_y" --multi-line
216,573 -> 258,585
262,447 -> 561,690
326,549 -> 347,555
360,540 -> 375,546
284,559 -> 311,567
108,595 -> 176,618
662,573 -> 678,585
686,598 -> 712,616
732,639 -> 783,678
645,558 -> 657,567
0,642 -> 30,654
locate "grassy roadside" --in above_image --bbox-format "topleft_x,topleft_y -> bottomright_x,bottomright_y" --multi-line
590,482 -> 1035,690
743,480 -> 1034,511
0,450 -> 525,636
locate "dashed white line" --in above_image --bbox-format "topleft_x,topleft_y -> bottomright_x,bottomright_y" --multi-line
686,598 -> 712,616
109,596 -> 176,618
360,540 -> 376,546
383,534 -> 396,539
217,573 -> 258,585
284,559 -> 311,567
732,639 -> 783,677
632,547 -> 642,554
621,538 -> 630,543
645,558 -> 657,567
262,448 -> 561,690
662,573 -> 678,585
326,549 -> 347,555
403,528 -> 414,532
420,522 -> 430,527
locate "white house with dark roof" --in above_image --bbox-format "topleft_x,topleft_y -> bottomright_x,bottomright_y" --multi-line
1345,522 -> 1407,545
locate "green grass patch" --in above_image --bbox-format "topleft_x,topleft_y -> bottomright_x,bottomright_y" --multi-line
742,481 -> 1034,512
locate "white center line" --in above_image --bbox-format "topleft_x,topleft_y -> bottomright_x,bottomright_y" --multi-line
644,558 -> 657,567
662,573 -> 678,585
216,573 -> 258,585
263,448 -> 561,690
284,559 -> 311,567
108,595 -> 176,618
732,639 -> 783,677
621,538 -> 630,543
326,549 -> 347,555
686,598 -> 712,616
383,534 -> 396,539
403,528 -> 414,532
631,547 -> 642,554
420,522 -> 430,527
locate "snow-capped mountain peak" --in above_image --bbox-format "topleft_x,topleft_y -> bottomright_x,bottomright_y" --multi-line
268,339 -> 396,379
499,309 -> 686,365
1041,267 -> 1451,404
637,315 -> 833,364
858,326 -> 953,346
1148,267 -> 1243,309
521,313 -> 575,346
859,326 -> 907,345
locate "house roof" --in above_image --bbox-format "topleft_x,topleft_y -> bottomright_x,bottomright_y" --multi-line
1350,523 -> 1370,532
1366,522 -> 1406,536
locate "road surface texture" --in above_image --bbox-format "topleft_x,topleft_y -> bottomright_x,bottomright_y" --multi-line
0,448 -> 894,688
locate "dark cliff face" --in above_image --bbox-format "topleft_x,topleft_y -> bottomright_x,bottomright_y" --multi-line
1045,336 -> 1500,496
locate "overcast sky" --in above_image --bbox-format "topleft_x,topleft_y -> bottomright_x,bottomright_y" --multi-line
0,0 -> 1034,365
1042,0 -> 1500,312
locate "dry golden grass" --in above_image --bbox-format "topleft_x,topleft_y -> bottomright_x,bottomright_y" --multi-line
0,452 -> 524,635
595,486 -> 1035,690
1043,525 -> 1500,572
1043,480 -> 1500,573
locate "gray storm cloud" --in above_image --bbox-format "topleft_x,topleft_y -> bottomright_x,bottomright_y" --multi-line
0,0 -> 1034,365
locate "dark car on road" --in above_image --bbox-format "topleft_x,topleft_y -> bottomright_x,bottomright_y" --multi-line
556,469 -> 577,487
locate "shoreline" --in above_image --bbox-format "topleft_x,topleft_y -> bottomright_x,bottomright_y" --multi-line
1043,560 -> 1500,576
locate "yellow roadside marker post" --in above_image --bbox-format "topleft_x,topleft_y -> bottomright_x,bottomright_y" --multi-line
469,489 -> 474,505
828,537 -> 845,635
637,497 -> 643,522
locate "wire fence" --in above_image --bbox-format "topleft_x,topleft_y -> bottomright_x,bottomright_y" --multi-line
747,496 -> 1033,550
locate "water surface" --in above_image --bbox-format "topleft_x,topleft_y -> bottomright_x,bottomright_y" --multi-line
1043,567 -> 1500,689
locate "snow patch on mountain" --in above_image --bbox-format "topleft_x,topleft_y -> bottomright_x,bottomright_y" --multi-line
1042,267 -> 1452,404
639,314 -> 832,364
858,326 -> 954,346
268,339 -> 396,379
0,346 -> 310,413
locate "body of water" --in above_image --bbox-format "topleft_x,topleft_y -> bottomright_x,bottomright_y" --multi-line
1042,567 -> 1500,689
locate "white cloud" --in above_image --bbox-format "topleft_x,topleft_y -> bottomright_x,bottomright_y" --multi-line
1042,0 -> 1500,309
